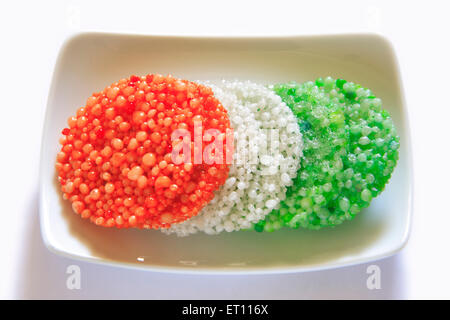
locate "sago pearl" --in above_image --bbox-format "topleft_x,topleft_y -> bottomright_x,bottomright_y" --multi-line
164,80 -> 303,236
56,74 -> 231,229
254,77 -> 400,231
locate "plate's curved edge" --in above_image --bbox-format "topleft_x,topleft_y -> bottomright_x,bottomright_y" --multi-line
378,31 -> 415,256
41,240 -> 407,276
38,31 -> 84,255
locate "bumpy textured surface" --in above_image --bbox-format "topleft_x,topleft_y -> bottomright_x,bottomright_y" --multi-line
56,74 -> 231,229
254,77 -> 400,231
164,80 -> 303,236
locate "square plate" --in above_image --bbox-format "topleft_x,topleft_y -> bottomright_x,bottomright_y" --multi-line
39,32 -> 413,274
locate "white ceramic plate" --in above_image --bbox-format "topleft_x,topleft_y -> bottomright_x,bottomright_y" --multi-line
39,32 -> 413,274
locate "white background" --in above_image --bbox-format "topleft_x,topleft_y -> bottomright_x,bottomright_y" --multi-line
0,0 -> 449,299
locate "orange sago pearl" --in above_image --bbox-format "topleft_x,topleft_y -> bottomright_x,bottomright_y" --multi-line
56,74 -> 232,229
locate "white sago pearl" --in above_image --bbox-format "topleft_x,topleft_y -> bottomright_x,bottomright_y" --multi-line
249,189 -> 257,198
237,181 -> 246,190
163,80 -> 304,236
266,199 -> 277,209
225,177 -> 236,188
260,155 -> 273,166
281,172 -> 291,185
